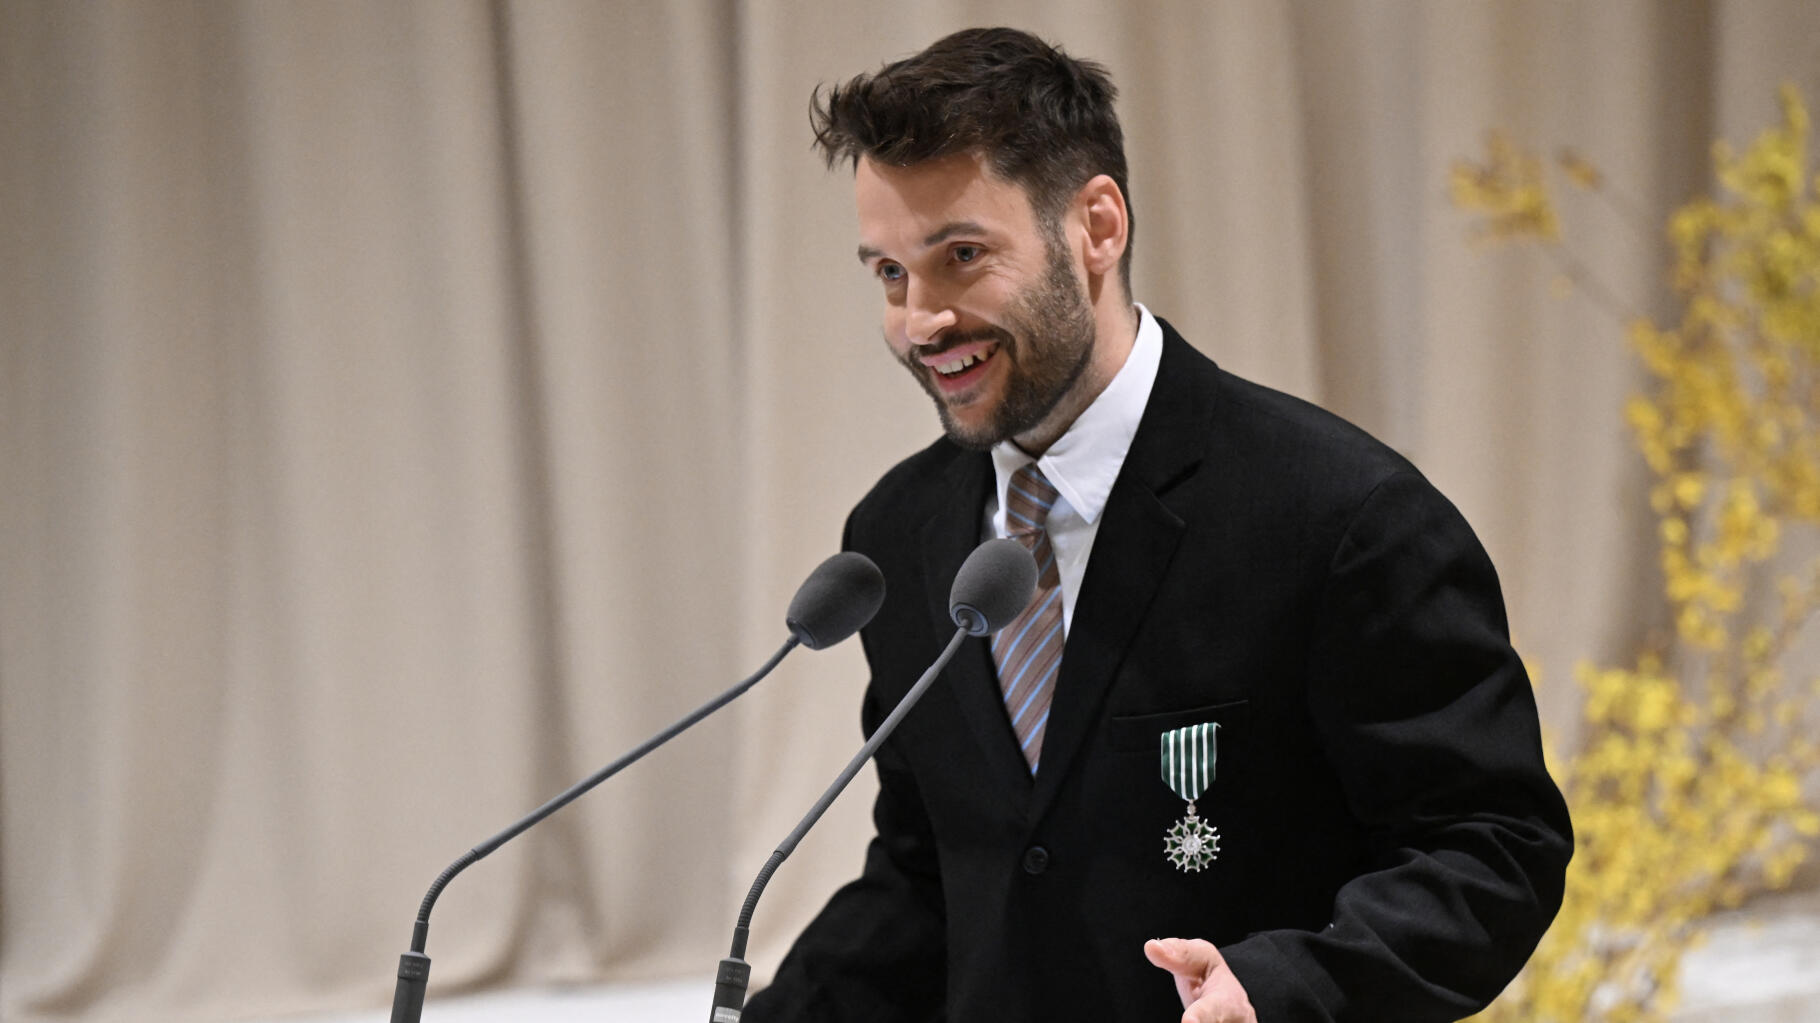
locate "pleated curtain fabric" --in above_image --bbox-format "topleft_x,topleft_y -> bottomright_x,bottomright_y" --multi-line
991,464 -> 1065,772
10,4 -> 1819,1020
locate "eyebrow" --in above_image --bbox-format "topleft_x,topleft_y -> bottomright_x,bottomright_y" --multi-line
856,220 -> 990,265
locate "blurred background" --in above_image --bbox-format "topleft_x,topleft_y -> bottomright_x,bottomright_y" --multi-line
4,2 -> 1819,1021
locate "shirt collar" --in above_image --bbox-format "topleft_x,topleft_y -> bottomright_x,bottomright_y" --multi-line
991,304 -> 1164,527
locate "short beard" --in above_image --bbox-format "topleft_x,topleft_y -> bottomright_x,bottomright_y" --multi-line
911,236 -> 1098,451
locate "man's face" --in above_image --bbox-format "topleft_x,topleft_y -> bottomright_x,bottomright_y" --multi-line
854,153 -> 1096,451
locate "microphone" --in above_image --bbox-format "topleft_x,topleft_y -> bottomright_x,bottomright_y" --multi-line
388,552 -> 885,1023
707,538 -> 1037,1022
786,550 -> 887,650
948,536 -> 1040,636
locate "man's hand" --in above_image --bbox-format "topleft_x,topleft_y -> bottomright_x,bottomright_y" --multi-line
1143,938 -> 1257,1023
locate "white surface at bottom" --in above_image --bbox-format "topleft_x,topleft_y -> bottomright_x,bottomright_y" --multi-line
286,977 -> 709,1023
272,898 -> 1820,1022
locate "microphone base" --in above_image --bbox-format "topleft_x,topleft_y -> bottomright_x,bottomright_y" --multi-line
707,956 -> 751,1022
389,951 -> 430,1023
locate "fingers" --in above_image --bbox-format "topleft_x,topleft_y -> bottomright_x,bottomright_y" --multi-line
1144,938 -> 1255,1023
1183,981 -> 1259,1023
1144,937 -> 1210,1004
1143,936 -> 1225,977
1182,998 -> 1257,1023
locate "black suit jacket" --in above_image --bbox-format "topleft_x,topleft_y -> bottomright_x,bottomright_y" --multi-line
747,322 -> 1571,1022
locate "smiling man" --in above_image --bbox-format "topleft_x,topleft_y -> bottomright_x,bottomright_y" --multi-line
854,151 -> 1116,456
742,28 -> 1572,1023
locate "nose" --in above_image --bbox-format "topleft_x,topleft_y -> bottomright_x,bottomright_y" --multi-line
903,277 -> 957,348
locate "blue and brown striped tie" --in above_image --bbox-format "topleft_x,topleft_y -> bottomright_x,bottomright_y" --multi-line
991,464 -> 1064,772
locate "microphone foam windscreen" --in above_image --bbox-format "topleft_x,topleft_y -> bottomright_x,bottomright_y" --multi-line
949,538 -> 1037,635
786,551 -> 887,650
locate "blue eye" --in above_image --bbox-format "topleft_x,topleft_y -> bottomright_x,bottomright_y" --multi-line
877,262 -> 905,283
953,245 -> 980,263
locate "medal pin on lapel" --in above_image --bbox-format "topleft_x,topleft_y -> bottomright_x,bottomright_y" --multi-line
1161,722 -> 1221,872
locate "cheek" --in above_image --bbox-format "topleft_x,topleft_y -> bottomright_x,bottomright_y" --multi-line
964,274 -> 1020,322
881,308 -> 912,358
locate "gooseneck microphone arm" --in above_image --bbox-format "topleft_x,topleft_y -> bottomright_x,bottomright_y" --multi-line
390,550 -> 887,1023
415,637 -> 799,946
727,626 -> 968,962
391,638 -> 799,1022
707,538 -> 1035,1022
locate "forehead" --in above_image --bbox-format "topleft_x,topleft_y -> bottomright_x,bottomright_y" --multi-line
853,152 -> 1038,252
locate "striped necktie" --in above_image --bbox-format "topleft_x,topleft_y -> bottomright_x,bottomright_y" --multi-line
991,464 -> 1064,773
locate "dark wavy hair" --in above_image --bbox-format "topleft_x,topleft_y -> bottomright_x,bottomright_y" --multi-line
811,27 -> 1134,294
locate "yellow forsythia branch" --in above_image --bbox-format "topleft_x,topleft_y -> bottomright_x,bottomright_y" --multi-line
1455,85 -> 1820,1022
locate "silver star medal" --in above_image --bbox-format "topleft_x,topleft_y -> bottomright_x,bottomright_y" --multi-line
1161,722 -> 1221,872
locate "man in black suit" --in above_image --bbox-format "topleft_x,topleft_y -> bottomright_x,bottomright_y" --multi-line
745,27 -> 1571,1023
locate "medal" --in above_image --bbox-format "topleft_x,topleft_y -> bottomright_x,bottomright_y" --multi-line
1161,722 -> 1221,872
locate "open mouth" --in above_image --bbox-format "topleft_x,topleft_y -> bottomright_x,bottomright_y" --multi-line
923,340 -> 1000,392
934,349 -> 989,377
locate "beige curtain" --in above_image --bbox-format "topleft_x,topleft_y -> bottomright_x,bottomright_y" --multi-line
3,2 -> 1816,1020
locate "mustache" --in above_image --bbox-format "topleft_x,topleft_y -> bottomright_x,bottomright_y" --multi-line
911,327 -> 1013,361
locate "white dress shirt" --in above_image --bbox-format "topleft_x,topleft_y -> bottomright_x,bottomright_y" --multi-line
987,304 -> 1164,635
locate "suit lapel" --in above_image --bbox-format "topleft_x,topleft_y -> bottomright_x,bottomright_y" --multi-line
1027,323 -> 1215,822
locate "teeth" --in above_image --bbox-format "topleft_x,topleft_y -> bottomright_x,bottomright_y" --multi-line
935,352 -> 982,375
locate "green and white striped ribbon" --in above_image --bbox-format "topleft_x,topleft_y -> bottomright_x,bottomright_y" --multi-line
1161,722 -> 1220,803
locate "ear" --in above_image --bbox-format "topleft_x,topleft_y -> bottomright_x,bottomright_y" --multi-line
1074,174 -> 1128,282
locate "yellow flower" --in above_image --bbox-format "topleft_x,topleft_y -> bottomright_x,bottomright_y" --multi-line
1455,85 -> 1820,1023
1672,473 -> 1708,509
1451,133 -> 1562,242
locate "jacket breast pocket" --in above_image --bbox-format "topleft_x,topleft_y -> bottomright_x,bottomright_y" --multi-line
1105,699 -> 1252,798
1106,699 -> 1249,753
1094,699 -> 1254,862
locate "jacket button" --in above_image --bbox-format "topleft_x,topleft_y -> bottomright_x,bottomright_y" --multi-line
1022,846 -> 1049,875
